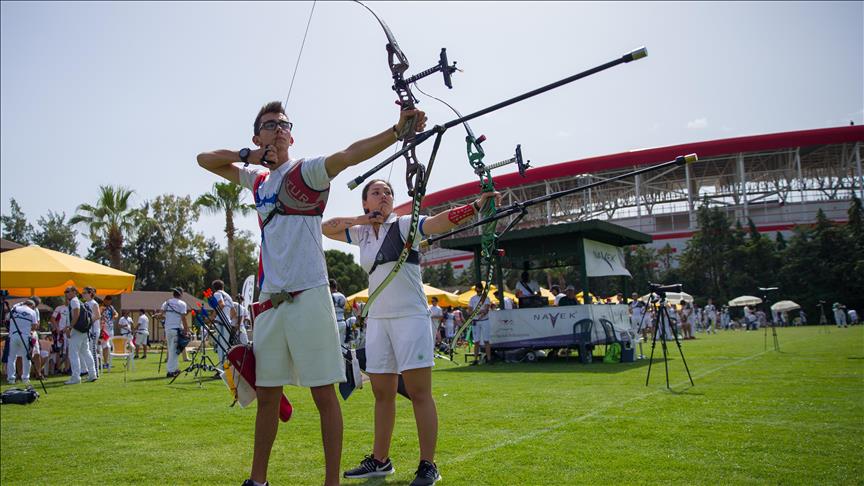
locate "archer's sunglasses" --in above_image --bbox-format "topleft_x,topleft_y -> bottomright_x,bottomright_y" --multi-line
260,120 -> 293,132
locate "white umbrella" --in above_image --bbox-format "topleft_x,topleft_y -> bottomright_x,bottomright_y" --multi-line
639,291 -> 694,305
728,295 -> 763,306
771,300 -> 800,312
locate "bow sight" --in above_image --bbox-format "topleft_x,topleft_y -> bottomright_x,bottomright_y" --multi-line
398,48 -> 458,103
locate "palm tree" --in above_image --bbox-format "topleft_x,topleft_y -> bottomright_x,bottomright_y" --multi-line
70,185 -> 138,270
195,182 -> 255,294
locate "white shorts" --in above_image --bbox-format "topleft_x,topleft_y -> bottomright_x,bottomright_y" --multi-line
366,314 -> 435,374
135,332 -> 149,345
474,320 -> 491,344
253,285 -> 345,387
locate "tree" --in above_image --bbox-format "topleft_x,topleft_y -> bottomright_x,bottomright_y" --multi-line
125,203 -> 167,290
70,185 -> 139,270
325,250 -> 366,296
678,206 -> 737,301
1,198 -> 33,245
150,194 -> 208,294
32,211 -> 78,255
202,231 -> 260,296
623,244 -> 658,294
195,182 -> 255,295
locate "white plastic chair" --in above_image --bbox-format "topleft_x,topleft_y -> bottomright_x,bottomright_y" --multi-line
109,336 -> 134,382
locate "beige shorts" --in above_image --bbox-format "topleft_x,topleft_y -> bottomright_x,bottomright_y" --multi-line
253,285 -> 345,387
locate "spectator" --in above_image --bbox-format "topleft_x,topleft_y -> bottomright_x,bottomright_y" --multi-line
833,303 -> 847,327
65,287 -> 97,385
514,271 -> 539,299
429,297 -> 443,345
159,288 -> 190,378
330,279 -> 348,344
558,285 -> 580,306
6,299 -> 39,385
704,298 -> 717,334
847,307 -> 858,326
211,279 -> 235,367
81,287 -> 103,376
469,283 -> 493,365
550,285 -> 564,306
135,309 -> 150,359
235,295 -> 251,345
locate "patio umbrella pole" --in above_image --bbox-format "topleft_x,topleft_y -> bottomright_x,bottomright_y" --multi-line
759,287 -> 780,352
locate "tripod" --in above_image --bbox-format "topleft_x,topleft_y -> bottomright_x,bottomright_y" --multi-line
759,288 -> 780,351
817,302 -> 830,334
169,329 -> 219,385
644,286 -> 695,389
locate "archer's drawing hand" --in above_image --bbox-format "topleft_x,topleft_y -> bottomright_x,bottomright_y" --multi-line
362,211 -> 385,225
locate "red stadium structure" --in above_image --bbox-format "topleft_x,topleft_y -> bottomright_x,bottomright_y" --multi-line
394,125 -> 864,273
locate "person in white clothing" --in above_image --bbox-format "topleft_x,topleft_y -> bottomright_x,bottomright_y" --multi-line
210,280 -> 236,367
331,279 -> 348,345
135,309 -> 150,358
704,299 -> 718,334
64,287 -> 98,385
6,298 -> 40,385
514,272 -> 540,300
51,303 -> 70,373
551,285 -> 565,306
323,177 -> 499,485
234,295 -> 251,345
81,287 -> 103,377
429,297 -> 443,344
159,288 -> 190,378
468,283 -> 493,365
198,99 -> 426,486
443,308 -> 455,341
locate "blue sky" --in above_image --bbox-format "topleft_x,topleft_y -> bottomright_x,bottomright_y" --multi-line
1,1 -> 861,261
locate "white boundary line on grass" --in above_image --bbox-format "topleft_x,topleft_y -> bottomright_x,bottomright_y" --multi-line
444,343 -> 783,466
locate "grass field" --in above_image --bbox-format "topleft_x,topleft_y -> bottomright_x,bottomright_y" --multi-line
2,326 -> 862,485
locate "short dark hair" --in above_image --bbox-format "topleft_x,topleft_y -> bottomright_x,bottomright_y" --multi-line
361,179 -> 395,213
329,279 -> 338,290
212,280 -> 225,291
254,101 -> 285,136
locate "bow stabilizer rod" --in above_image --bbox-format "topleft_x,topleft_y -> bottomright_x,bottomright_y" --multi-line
348,46 -> 648,191
426,153 -> 696,244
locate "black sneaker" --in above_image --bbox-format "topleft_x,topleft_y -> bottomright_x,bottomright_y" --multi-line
241,480 -> 268,486
410,460 -> 441,486
343,454 -> 395,479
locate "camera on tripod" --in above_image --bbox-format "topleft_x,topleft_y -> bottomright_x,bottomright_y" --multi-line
648,282 -> 682,299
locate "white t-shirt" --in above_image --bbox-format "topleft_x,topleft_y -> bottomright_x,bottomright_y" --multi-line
161,298 -> 188,330
332,292 -> 347,321
85,300 -> 101,334
515,280 -> 539,297
53,305 -> 70,331
212,290 -> 234,325
430,304 -> 443,330
137,314 -> 150,334
9,303 -> 38,335
554,293 -> 565,306
239,157 -> 331,294
468,295 -> 491,322
118,316 -> 133,336
347,213 -> 429,319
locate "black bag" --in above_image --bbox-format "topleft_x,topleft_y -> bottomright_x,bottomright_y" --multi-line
71,303 -> 93,333
0,388 -> 39,405
176,330 -> 191,354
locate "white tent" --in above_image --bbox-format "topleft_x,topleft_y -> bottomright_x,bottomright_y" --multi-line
728,295 -> 763,306
771,300 -> 800,312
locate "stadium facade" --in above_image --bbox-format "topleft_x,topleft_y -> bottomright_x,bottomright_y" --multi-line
394,125 -> 864,273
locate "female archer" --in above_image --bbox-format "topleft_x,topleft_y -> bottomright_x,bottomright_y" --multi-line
323,179 -> 499,486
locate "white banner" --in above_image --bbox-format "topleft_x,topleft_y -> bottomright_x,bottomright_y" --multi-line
489,304 -> 632,347
583,238 -> 631,277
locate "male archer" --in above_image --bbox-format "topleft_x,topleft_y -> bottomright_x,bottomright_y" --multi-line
197,101 -> 426,486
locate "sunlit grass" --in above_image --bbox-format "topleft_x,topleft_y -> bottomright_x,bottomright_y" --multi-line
2,326 -> 862,485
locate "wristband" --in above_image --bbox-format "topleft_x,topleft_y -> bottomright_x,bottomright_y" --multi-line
447,203 -> 477,224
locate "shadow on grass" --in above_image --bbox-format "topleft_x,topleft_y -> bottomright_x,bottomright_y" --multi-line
347,478 -> 410,486
437,357 -> 653,374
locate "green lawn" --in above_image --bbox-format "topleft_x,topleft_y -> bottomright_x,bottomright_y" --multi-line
2,326 -> 862,485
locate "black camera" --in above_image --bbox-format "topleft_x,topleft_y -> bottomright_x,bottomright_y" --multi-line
649,283 -> 682,293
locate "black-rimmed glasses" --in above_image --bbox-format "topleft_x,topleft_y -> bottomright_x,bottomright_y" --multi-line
260,120 -> 293,132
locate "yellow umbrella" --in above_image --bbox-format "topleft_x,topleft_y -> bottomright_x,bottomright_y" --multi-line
422,284 -> 461,307
345,284 -> 461,308
538,287 -> 557,305
456,286 -> 517,306
575,291 -> 597,304
345,288 -> 369,308
0,245 -> 135,296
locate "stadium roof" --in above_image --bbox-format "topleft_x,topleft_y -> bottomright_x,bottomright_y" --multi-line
394,125 -> 864,214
